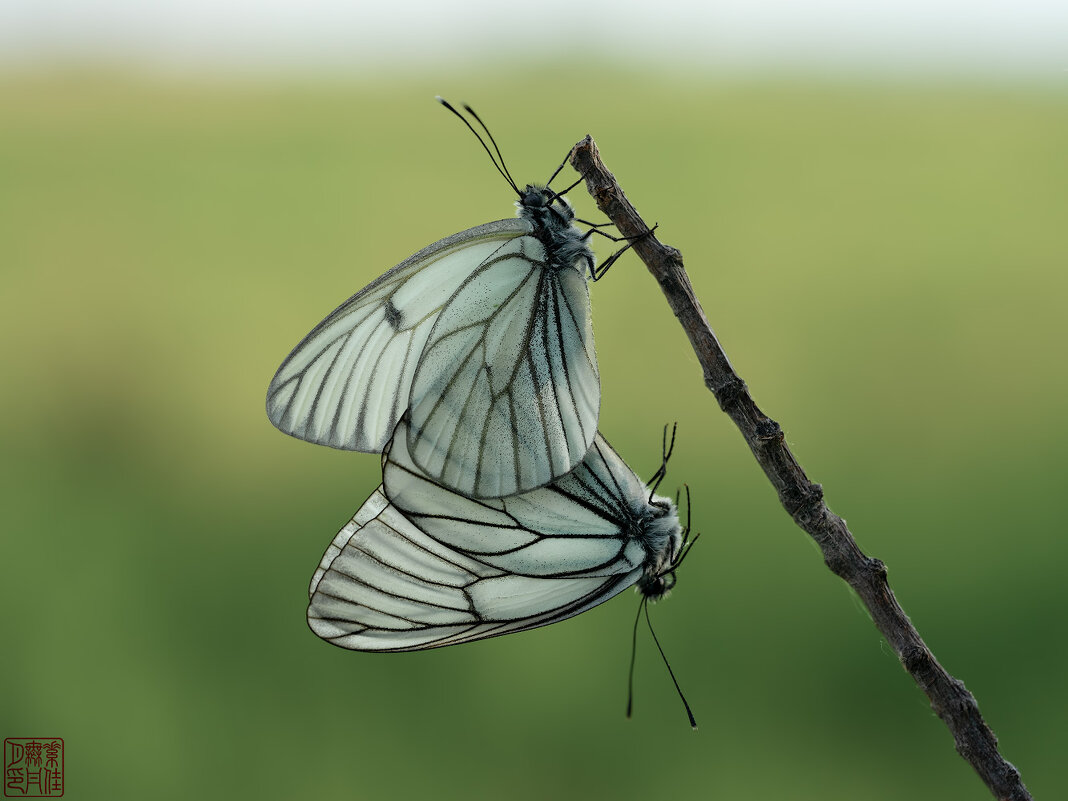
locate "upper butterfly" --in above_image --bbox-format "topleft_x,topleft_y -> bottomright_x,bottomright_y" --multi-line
266,99 -> 601,498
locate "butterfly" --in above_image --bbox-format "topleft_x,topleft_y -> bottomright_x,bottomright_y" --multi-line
266,100 -> 609,498
306,419 -> 692,652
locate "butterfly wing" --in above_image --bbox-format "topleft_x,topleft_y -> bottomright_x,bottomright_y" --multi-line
406,235 -> 599,498
266,219 -> 530,453
306,423 -> 647,652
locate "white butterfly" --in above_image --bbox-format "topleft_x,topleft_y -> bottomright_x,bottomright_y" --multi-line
306,419 -> 689,652
266,101 -> 603,498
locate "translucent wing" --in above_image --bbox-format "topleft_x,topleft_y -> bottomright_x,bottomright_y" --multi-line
306,422 -> 673,652
407,235 -> 599,498
305,489 -> 642,652
266,219 -> 529,453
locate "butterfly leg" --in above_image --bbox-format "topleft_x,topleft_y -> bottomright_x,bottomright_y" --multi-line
544,144 -> 593,196
587,223 -> 659,281
645,421 -> 677,497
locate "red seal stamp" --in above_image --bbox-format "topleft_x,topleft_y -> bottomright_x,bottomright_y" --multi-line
4,739 -> 63,797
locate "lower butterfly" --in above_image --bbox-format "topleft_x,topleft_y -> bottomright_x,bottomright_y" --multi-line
306,420 -> 691,651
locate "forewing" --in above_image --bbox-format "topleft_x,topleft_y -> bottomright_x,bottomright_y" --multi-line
407,236 -> 599,498
306,425 -> 645,652
267,220 -> 528,452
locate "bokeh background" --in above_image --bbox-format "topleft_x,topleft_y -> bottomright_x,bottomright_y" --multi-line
2,2 -> 1066,799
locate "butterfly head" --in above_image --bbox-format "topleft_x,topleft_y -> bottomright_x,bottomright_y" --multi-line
518,185 -> 576,221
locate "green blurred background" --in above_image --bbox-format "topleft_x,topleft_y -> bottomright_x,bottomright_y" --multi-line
2,50 -> 1066,801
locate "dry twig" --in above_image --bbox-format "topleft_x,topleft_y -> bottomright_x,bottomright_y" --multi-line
569,135 -> 1031,801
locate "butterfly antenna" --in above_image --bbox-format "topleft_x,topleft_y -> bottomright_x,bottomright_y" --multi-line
461,102 -> 520,195
436,97 -> 520,197
645,600 -> 698,730
626,596 -> 645,719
